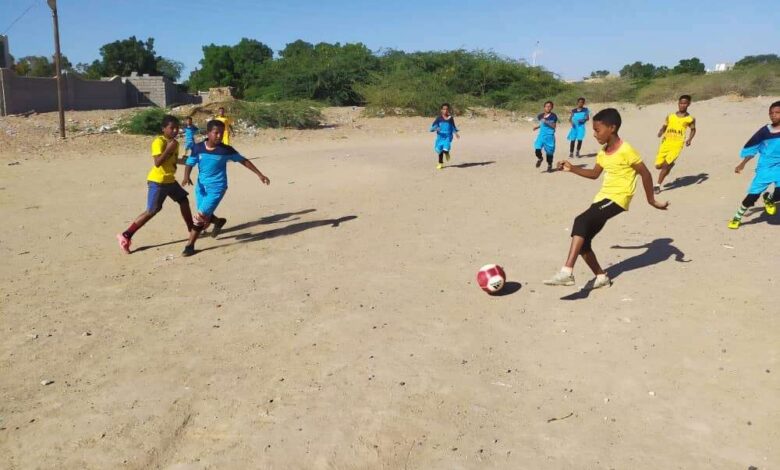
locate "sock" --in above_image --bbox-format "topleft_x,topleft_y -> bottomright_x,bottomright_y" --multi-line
535,149 -> 543,160
438,152 -> 444,164
546,154 -> 554,166
561,266 -> 573,275
123,222 -> 140,239
569,141 -> 575,153
733,205 -> 748,221
770,188 -> 779,202
576,140 -> 583,152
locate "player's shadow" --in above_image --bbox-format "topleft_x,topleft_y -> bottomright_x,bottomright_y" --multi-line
740,211 -> 780,227
663,173 -> 709,191
494,281 -> 522,296
449,161 -> 495,169
219,209 -> 317,235
561,238 -> 689,301
215,215 -> 358,247
132,238 -> 188,253
577,152 -> 598,158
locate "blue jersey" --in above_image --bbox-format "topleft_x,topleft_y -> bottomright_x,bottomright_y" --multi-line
186,142 -> 246,190
570,108 -> 589,128
183,125 -> 199,145
537,112 -> 558,137
430,116 -> 459,139
740,125 -> 780,172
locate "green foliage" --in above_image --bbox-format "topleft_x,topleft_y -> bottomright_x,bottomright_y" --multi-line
14,55 -> 72,77
589,70 -> 610,79
156,57 -> 184,82
187,38 -> 274,95
234,101 -> 323,129
735,54 -> 780,68
672,57 -> 705,75
118,107 -> 178,135
619,61 -> 659,79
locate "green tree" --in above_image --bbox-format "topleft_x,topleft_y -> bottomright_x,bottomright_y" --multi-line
156,57 -> 184,81
735,54 -> 780,67
619,61 -> 657,79
187,38 -> 273,94
14,55 -> 72,77
94,36 -> 158,77
672,57 -> 705,75
589,70 -> 610,78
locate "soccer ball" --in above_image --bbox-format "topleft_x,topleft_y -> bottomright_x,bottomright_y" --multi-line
477,264 -> 506,294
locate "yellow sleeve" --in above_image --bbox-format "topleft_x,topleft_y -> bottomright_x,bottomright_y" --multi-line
624,145 -> 642,166
151,137 -> 165,156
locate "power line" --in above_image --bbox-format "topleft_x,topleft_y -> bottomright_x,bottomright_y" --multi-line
2,1 -> 39,35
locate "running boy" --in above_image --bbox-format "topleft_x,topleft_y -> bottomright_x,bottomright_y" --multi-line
727,100 -> 780,229
543,108 -> 668,288
214,107 -> 234,146
181,120 -> 270,256
430,103 -> 460,170
182,116 -> 199,156
533,101 -> 558,172
116,115 -> 193,254
654,95 -> 696,194
567,97 -> 590,158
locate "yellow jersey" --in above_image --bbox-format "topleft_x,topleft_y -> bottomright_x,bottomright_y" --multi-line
663,113 -> 694,143
594,141 -> 643,210
214,115 -> 233,145
146,135 -> 179,184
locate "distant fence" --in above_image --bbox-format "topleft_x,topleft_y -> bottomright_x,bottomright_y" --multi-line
0,69 -> 201,116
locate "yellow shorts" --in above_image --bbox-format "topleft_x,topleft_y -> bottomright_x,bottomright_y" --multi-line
655,140 -> 684,166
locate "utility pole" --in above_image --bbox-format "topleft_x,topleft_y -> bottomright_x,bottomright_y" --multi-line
47,0 -> 65,139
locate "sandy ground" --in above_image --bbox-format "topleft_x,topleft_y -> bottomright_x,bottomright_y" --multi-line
1,97 -> 778,469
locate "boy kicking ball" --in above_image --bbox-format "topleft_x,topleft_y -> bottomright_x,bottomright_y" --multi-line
544,108 -> 668,289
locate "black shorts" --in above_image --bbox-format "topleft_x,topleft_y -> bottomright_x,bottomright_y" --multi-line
146,181 -> 188,214
571,199 -> 624,253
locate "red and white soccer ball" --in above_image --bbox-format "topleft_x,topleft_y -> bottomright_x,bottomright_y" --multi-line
477,264 -> 506,294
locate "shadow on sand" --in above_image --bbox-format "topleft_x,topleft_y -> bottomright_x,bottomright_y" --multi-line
560,238 -> 689,300
663,173 -> 709,191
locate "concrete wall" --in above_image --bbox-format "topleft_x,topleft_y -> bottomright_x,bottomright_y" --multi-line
0,69 -> 200,116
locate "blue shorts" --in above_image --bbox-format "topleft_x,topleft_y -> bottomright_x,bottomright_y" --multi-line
567,126 -> 586,141
434,136 -> 453,154
195,183 -> 226,216
747,168 -> 780,195
534,134 -> 556,154
146,181 -> 188,213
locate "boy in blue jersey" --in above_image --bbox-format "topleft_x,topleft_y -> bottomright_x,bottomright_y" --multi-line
533,101 -> 558,172
567,97 -> 590,158
727,101 -> 780,229
182,116 -> 199,156
430,103 -> 460,170
181,120 -> 271,256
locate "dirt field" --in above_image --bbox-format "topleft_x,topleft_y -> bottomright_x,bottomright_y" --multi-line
1,97 -> 778,469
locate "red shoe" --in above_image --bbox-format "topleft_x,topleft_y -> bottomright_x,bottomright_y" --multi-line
116,233 -> 131,254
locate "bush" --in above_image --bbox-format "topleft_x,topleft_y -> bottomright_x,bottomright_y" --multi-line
234,100 -> 323,129
118,107 -> 178,135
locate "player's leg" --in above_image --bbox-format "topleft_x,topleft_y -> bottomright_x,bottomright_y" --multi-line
545,203 -> 599,286
576,139 -> 583,157
167,182 -> 194,232
569,139 -> 576,157
117,182 -> 165,253
545,140 -> 555,172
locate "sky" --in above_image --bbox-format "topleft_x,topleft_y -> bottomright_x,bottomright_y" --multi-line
1,0 -> 777,81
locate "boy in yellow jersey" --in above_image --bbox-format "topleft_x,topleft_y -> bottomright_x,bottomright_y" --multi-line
544,108 -> 668,289
654,95 -> 696,194
214,107 -> 234,145
116,115 -> 194,254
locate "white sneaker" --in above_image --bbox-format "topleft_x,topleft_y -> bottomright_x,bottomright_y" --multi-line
543,270 -> 575,286
591,275 -> 612,289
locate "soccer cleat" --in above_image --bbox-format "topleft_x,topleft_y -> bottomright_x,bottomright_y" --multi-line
547,165 -> 553,173
543,270 -> 575,286
575,152 -> 581,158
182,245 -> 196,257
727,218 -> 741,230
591,275 -> 612,289
436,163 -> 443,170
763,192 -> 776,215
568,152 -> 574,159
116,233 -> 131,254
211,217 -> 227,238
653,185 -> 661,195
535,158 -> 542,168
444,151 -> 451,162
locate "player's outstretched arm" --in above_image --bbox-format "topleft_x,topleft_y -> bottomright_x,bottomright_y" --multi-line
634,162 -> 668,209
557,160 -> 603,179
735,155 -> 754,173
240,160 -> 270,185
686,119 -> 696,146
